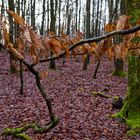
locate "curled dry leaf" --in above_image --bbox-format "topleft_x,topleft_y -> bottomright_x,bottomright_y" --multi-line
16,37 -> 24,55
94,39 -> 112,60
57,40 -> 70,61
135,20 -> 140,37
106,47 -> 113,61
113,44 -> 121,59
0,20 -> 6,30
29,28 -> 43,50
116,15 -> 128,30
80,44 -> 88,54
63,46 -> 70,60
39,71 -> 48,79
135,30 -> 140,37
88,42 -> 97,55
8,42 -> 24,60
47,38 -> 62,55
22,26 -> 32,46
104,23 -> 114,33
32,54 -> 39,64
7,10 -> 25,27
123,33 -> 135,44
120,44 -> 128,61
3,29 -> 9,46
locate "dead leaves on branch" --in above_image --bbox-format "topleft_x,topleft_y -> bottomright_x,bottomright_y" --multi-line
7,10 -> 25,27
105,23 -> 115,33
135,20 -> 140,37
7,42 -> 24,60
116,15 -> 131,30
1,11 -> 140,73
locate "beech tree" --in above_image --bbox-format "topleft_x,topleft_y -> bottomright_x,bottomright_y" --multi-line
49,0 -> 57,69
112,0 -> 126,77
114,0 -> 140,135
83,0 -> 91,70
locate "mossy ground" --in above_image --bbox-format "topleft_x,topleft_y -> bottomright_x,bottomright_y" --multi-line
112,70 -> 127,77
113,92 -> 140,136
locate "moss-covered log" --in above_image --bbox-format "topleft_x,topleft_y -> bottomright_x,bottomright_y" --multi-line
2,117 -> 59,139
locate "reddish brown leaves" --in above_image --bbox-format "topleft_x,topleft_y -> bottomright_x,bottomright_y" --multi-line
116,15 -> 131,30
39,71 -> 48,79
3,29 -> 9,46
135,20 -> 140,37
105,23 -> 115,33
47,38 -> 62,55
7,42 -> 24,60
7,10 -> 25,27
0,51 -> 128,140
1,11 -> 140,66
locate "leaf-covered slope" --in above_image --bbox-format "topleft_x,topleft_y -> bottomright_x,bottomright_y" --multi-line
0,51 -> 138,140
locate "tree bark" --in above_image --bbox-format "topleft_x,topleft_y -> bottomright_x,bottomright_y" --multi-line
49,0 -> 56,70
113,0 -> 126,77
8,0 -> 18,73
40,0 -> 46,35
114,0 -> 140,135
83,0 -> 91,70
31,0 -> 36,29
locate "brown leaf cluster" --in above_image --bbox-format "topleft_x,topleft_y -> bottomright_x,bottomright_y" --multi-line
1,11 -> 140,79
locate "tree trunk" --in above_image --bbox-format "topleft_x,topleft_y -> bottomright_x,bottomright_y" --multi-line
8,0 -> 18,73
115,0 -> 140,134
0,0 -> 4,43
58,0 -> 62,35
112,0 -> 126,77
66,0 -> 70,35
91,0 -> 95,37
75,0 -> 78,31
95,0 -> 100,37
49,0 -> 56,70
83,0 -> 91,70
47,0 -> 50,31
40,0 -> 46,35
78,0 -> 81,31
31,0 -> 36,29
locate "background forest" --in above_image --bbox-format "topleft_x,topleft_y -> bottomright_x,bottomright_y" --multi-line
0,0 -> 121,38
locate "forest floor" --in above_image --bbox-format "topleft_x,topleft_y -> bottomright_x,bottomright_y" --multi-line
0,50 -> 140,140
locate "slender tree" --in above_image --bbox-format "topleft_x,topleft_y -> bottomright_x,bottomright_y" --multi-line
83,0 -> 91,70
66,0 -> 70,34
112,0 -> 126,77
75,0 -> 78,31
0,0 -> 4,42
95,0 -> 100,37
31,0 -> 36,29
78,0 -> 81,31
47,0 -> 50,31
49,0 -> 56,69
58,0 -> 62,35
98,0 -> 103,35
40,0 -> 46,35
91,0 -> 96,37
8,0 -> 18,73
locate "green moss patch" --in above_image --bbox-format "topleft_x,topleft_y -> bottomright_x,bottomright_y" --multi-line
112,70 -> 127,77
